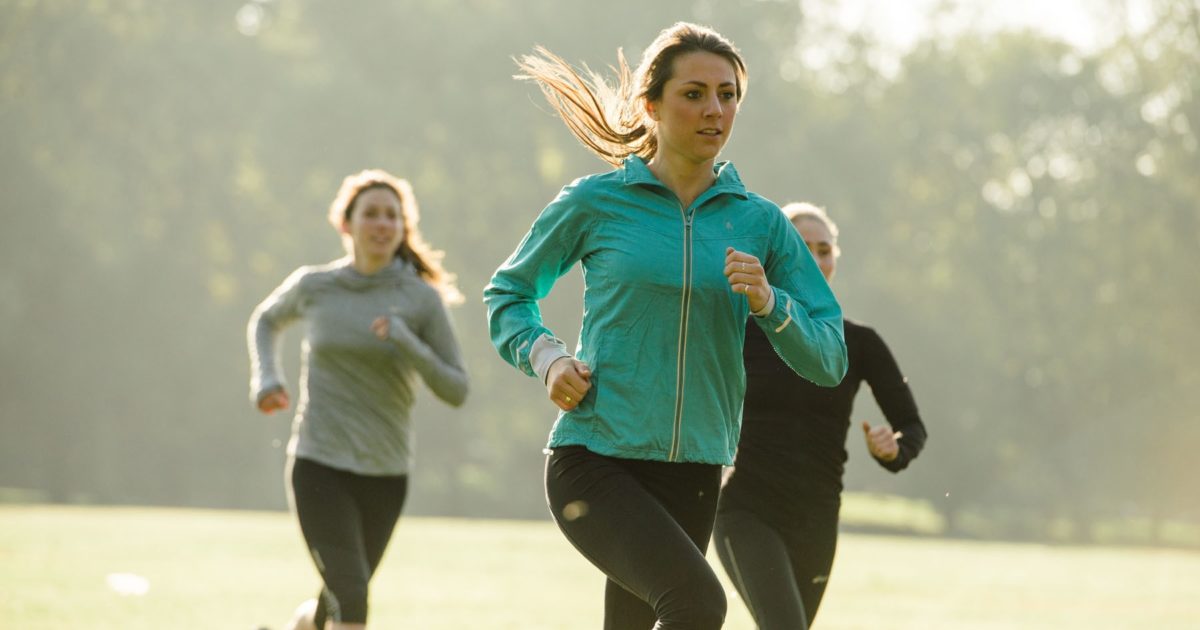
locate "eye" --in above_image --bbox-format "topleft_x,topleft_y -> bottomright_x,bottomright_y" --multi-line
685,90 -> 701,99
721,91 -> 736,100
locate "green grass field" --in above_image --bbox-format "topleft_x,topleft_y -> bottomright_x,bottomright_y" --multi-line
2,504 -> 1198,629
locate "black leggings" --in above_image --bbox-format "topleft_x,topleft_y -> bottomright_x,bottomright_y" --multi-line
290,457 -> 408,626
545,445 -> 726,630
712,502 -> 839,630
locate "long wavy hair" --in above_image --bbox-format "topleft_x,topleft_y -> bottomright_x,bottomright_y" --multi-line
515,22 -> 748,167
327,169 -> 464,305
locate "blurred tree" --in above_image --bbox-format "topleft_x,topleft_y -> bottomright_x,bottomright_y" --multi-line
0,0 -> 1196,543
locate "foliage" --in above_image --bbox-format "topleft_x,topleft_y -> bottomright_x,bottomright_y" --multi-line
1,0 -> 1197,540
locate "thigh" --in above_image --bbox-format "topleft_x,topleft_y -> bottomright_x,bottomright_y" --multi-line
545,447 -> 722,627
291,458 -> 365,553
627,457 -> 722,551
352,473 -> 408,574
713,506 -> 808,630
784,504 -> 840,626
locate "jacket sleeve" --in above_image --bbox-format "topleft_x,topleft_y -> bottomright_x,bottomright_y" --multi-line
246,267 -> 308,405
752,205 -> 848,387
859,325 -> 927,472
483,181 -> 591,381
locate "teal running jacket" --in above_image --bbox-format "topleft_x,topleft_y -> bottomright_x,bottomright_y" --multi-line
485,156 -> 847,464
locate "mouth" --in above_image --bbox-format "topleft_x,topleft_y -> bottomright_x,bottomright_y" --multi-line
698,129 -> 723,136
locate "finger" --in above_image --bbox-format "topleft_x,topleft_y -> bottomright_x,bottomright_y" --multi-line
574,360 -> 592,379
552,392 -> 581,411
725,249 -> 761,266
556,385 -> 584,404
560,367 -> 592,392
861,421 -> 871,435
725,247 -> 751,262
724,261 -> 757,280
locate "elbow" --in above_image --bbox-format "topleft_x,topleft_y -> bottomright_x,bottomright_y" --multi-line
444,378 -> 469,408
815,344 -> 849,387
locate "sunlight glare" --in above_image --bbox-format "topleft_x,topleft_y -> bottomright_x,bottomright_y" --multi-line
106,572 -> 150,596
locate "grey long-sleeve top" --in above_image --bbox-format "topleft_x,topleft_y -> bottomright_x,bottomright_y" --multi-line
247,257 -> 468,475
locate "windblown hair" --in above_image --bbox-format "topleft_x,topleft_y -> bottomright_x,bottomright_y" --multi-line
515,22 -> 748,167
328,169 -> 464,305
782,202 -> 841,256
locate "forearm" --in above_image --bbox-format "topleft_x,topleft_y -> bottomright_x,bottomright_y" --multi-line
403,341 -> 469,406
248,314 -> 286,402
484,285 -> 562,379
754,287 -> 847,387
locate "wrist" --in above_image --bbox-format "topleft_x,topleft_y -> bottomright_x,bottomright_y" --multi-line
751,288 -> 776,317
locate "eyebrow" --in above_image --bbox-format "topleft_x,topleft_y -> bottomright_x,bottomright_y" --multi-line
681,80 -> 737,88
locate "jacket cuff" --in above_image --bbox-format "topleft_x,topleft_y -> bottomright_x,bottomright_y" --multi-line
751,289 -> 776,318
758,287 -> 795,333
530,333 -> 571,384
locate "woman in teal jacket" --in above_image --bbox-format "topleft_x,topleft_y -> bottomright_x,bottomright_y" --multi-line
485,22 -> 846,629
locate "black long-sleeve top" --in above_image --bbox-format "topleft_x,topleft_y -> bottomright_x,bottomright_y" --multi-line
722,318 -> 928,520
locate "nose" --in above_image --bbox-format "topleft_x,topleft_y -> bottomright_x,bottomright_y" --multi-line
703,94 -> 722,118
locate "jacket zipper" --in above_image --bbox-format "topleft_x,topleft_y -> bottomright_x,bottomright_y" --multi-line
669,204 -> 695,462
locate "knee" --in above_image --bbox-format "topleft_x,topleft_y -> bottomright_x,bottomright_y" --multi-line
661,573 -> 727,629
321,574 -> 369,623
692,579 -> 728,628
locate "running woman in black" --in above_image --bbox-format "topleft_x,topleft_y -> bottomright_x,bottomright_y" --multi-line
248,170 -> 469,630
714,203 -> 928,629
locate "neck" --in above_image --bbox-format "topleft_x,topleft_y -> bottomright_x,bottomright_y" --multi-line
351,252 -> 392,275
646,153 -> 716,209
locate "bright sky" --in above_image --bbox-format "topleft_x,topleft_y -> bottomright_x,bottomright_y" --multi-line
814,0 -> 1155,53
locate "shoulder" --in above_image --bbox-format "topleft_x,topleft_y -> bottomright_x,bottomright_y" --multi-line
406,271 -> 445,304
739,192 -> 789,228
844,318 -> 890,351
558,169 -> 624,201
743,191 -> 781,212
282,258 -> 351,292
556,165 -> 643,207
541,168 -> 645,226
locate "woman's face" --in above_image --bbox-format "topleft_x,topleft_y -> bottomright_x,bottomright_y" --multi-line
344,186 -> 405,262
795,218 -> 837,282
647,51 -> 739,166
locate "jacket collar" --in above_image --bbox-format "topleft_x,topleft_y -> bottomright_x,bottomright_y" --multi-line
621,155 -> 749,203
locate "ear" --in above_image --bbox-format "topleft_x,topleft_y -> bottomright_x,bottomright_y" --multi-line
644,99 -> 660,122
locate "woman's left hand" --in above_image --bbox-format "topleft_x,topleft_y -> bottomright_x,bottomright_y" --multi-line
725,247 -> 771,313
372,315 -> 418,349
371,315 -> 392,339
862,421 -> 903,462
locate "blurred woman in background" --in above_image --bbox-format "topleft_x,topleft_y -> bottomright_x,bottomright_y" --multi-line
247,170 -> 468,630
714,202 -> 928,629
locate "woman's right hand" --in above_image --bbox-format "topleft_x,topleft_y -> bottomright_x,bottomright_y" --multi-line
257,389 -> 290,415
546,357 -> 592,412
